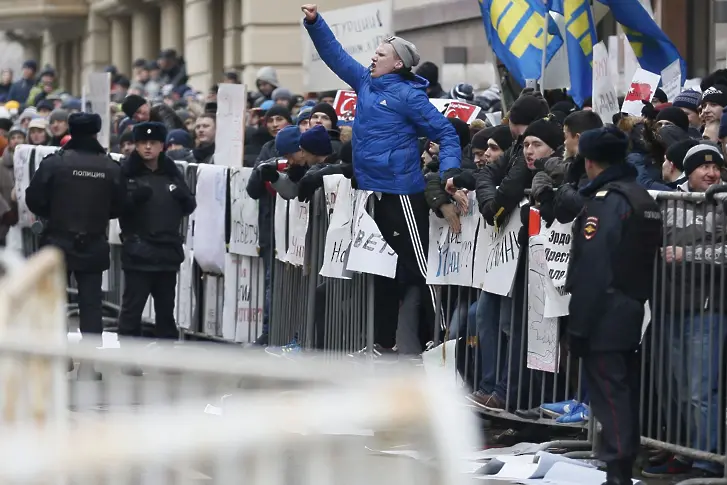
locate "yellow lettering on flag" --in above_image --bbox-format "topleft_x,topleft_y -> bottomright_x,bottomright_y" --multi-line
622,26 -> 644,57
489,0 -> 550,58
564,0 -> 593,60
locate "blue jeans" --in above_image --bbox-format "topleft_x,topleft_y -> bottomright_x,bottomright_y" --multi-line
448,300 -> 477,340
670,313 -> 725,473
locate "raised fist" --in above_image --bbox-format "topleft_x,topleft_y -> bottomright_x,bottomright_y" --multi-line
301,4 -> 318,22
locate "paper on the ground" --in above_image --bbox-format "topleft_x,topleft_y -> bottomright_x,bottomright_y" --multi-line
516,461 -> 645,485
482,451 -> 594,480
465,443 -> 541,461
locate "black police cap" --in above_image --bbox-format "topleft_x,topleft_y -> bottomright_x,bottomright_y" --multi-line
68,112 -> 102,137
132,122 -> 168,144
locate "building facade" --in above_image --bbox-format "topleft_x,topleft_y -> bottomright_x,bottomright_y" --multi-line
0,0 -> 718,97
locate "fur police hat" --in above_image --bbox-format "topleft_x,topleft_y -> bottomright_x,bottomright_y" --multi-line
121,94 -> 147,118
68,112 -> 102,137
132,122 -> 168,144
578,126 -> 629,164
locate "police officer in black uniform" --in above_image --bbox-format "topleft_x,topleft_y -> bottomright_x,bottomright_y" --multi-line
565,126 -> 662,485
25,112 -> 124,380
117,122 -> 195,371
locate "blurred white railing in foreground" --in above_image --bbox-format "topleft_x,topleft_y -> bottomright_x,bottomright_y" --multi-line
0,249 -> 481,485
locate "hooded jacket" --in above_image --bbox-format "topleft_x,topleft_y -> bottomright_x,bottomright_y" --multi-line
305,14 -> 461,194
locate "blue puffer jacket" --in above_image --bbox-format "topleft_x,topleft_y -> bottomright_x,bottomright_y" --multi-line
304,14 -> 461,194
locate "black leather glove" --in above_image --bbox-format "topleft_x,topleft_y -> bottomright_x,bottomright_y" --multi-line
287,164 -> 308,183
297,173 -> 322,203
259,163 -> 279,183
519,203 -> 531,227
641,100 -> 658,120
480,199 -> 496,225
340,162 -> 354,179
705,183 -> 727,205
131,185 -> 152,205
531,172 -> 554,201
425,159 -> 440,173
564,155 -> 585,185
538,191 -> 556,227
452,171 -> 476,191
567,334 -> 589,359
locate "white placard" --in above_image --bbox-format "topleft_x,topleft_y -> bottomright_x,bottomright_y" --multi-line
85,73 -> 111,149
425,191 -> 478,286
320,175 -> 354,279
176,243 -> 194,330
214,83 -> 246,166
661,59 -> 682,102
540,221 -> 573,318
238,256 -> 266,343
302,1 -> 393,92
622,36 -> 640,96
228,167 -> 259,256
527,237 -> 559,373
471,204 -> 524,296
14,145 -> 60,228
607,36 -> 620,94
286,200 -> 309,266
346,191 -> 398,278
193,164 -> 227,274
592,42 -> 619,124
274,194 -> 288,262
621,68 -> 661,117
203,275 -> 220,336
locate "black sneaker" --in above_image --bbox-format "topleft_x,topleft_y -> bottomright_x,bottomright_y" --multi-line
254,333 -> 269,346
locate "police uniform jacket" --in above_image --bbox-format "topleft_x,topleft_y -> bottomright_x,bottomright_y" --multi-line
119,151 -> 196,272
564,163 -> 662,352
25,136 -> 124,272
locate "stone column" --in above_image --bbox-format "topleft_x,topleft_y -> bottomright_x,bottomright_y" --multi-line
160,0 -> 184,52
23,38 -> 42,64
184,0 -> 215,92
83,12 -> 111,80
131,9 -> 157,61
71,38 -> 83,96
56,42 -> 70,91
110,16 -> 131,76
41,29 -> 57,70
223,0 -> 242,73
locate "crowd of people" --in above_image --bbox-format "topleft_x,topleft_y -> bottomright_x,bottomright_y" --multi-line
0,2 -> 723,483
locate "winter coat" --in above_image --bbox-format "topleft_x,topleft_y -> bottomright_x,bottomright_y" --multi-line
8,78 -> 34,104
475,138 -> 531,224
305,14 -> 461,194
0,149 -> 16,242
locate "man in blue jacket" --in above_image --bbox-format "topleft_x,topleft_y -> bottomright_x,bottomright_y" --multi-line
303,4 -> 465,354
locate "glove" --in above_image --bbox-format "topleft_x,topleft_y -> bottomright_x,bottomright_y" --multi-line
538,191 -> 556,227
451,171 -> 476,191
287,164 -> 308,183
641,100 -> 658,120
564,155 -> 585,184
131,185 -> 152,205
519,203 -> 531,227
480,199 -> 496,225
425,159 -> 440,173
340,162 -> 354,179
531,171 -> 554,201
567,334 -> 589,359
543,157 -> 568,186
297,173 -> 322,203
259,163 -> 279,183
705,183 -> 727,205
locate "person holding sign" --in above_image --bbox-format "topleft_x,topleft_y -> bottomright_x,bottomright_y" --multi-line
302,4 -> 469,353
565,126 -> 662,485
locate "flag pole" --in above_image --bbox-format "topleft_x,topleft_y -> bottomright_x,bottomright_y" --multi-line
540,0 -> 548,94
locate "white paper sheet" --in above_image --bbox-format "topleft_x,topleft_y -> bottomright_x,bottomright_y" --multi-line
193,164 -> 227,274
345,191 -> 398,278
228,167 -> 259,257
319,175 -> 354,279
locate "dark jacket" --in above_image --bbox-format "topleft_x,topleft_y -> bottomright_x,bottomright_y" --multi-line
0,83 -> 11,103
118,151 -> 196,271
25,137 -> 125,272
475,138 -> 529,224
246,157 -> 283,252
244,126 -> 274,167
8,78 -> 34,104
192,143 -> 215,164
159,60 -> 188,88
549,155 -> 588,223
167,147 -> 195,163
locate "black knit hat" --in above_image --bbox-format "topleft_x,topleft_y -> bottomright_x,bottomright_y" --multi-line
682,144 -> 725,176
653,87 -> 668,104
656,106 -> 689,132
415,61 -> 439,85
448,118 -> 471,148
508,95 -> 550,126
578,126 -> 629,164
310,102 -> 338,129
471,125 -> 513,152
121,94 -> 147,119
665,139 -> 699,171
701,85 -> 727,107
522,116 -> 564,150
132,122 -> 168,144
68,112 -> 102,137
264,104 -> 292,124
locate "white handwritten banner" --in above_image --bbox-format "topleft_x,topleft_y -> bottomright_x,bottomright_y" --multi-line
592,42 -> 619,124
274,194 -> 288,262
661,59 -> 682,102
193,164 -> 228,274
302,1 -> 393,92
527,237 -> 559,373
222,254 -> 265,343
539,221 -> 573,317
214,83 -> 246,166
286,200 -> 309,266
425,191 -> 478,286
320,175 -> 354,279
346,190 -> 398,278
228,167 -> 259,256
175,243 -> 194,330
14,145 -> 60,228
471,203 -> 524,296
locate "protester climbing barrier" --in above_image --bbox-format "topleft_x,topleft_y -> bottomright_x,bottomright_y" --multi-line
11,143 -> 727,480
